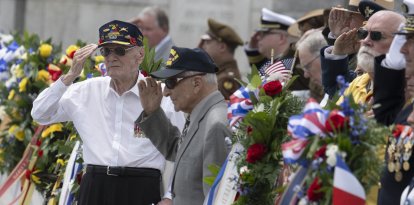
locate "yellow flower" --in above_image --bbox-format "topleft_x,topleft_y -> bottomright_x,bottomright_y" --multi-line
66,45 -> 79,58
41,123 -> 63,138
39,43 -> 53,58
8,125 -> 25,141
94,55 -> 104,63
15,65 -> 24,78
36,70 -> 50,83
19,77 -> 29,92
31,170 -> 42,184
69,134 -> 77,141
8,90 -> 15,100
56,158 -> 65,166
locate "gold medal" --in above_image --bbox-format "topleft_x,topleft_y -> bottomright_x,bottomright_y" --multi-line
395,171 -> 403,182
388,161 -> 395,172
395,161 -> 402,171
404,161 -> 410,171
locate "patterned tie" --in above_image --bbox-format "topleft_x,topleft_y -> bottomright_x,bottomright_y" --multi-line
178,116 -> 190,149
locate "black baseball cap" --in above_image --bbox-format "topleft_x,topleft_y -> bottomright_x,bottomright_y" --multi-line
150,46 -> 218,79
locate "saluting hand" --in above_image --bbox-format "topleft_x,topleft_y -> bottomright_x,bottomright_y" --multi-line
138,77 -> 163,116
328,8 -> 351,38
62,44 -> 98,85
333,28 -> 360,55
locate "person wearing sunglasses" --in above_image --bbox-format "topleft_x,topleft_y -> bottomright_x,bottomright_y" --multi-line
136,46 -> 230,205
320,1 -> 400,99
31,20 -> 185,205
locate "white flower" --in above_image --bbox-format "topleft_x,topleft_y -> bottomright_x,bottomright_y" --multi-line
326,144 -> 338,157
0,106 -> 6,121
298,197 -> 308,205
240,166 -> 249,174
326,155 -> 337,167
254,103 -> 265,112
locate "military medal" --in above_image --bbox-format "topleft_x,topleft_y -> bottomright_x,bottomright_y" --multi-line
388,161 -> 395,172
404,161 -> 410,171
395,171 -> 403,182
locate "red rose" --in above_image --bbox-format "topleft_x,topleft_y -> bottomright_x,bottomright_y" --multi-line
98,39 -> 103,45
141,70 -> 148,77
313,145 -> 327,159
325,110 -> 348,132
246,126 -> 253,136
246,143 -> 267,163
37,150 -> 43,157
263,81 -> 282,97
36,139 -> 42,146
307,177 -> 324,201
25,169 -> 32,180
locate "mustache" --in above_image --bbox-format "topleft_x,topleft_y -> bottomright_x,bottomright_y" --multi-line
357,46 -> 380,57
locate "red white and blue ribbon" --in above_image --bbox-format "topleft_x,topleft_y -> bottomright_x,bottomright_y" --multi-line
227,86 -> 254,128
283,99 -> 330,163
333,154 -> 365,205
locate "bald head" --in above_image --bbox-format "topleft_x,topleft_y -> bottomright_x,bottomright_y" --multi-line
360,10 -> 405,56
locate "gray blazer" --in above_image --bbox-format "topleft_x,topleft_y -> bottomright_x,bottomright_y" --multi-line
138,91 -> 230,205
155,36 -> 174,63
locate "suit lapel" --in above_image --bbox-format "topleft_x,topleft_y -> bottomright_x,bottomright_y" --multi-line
172,91 -> 224,180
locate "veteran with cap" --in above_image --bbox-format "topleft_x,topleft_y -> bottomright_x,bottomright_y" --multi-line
198,18 -> 243,100
136,46 -> 231,205
31,20 -> 184,205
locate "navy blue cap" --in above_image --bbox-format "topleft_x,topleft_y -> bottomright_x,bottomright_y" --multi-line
358,0 -> 388,20
150,46 -> 218,79
98,20 -> 143,47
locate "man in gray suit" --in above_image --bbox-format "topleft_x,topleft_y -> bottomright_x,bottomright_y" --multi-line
130,6 -> 174,63
137,46 -> 231,205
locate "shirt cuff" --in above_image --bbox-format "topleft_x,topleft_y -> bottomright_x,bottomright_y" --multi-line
328,32 -> 337,39
324,46 -> 347,60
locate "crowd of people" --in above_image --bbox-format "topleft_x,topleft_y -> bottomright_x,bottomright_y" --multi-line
29,0 -> 414,204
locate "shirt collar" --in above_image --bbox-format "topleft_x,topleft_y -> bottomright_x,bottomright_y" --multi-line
105,73 -> 144,97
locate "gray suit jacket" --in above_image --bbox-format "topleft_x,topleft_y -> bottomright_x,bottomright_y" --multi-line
138,91 -> 230,205
155,36 -> 174,63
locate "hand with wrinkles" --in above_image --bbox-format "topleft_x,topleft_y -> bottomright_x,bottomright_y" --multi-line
138,77 -> 163,116
333,28 -> 360,55
328,8 -> 352,38
62,44 -> 98,85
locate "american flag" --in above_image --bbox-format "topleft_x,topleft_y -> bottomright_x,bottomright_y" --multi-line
259,58 -> 294,77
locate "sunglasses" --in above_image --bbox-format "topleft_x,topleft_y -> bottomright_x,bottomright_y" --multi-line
357,28 -> 386,41
164,73 -> 206,89
100,46 -> 136,57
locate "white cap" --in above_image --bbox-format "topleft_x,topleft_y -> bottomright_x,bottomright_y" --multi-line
403,0 -> 414,15
259,8 -> 296,31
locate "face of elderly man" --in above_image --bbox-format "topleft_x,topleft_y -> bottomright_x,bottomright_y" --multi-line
299,48 -> 321,87
136,13 -> 167,48
401,35 -> 414,99
359,11 -> 404,57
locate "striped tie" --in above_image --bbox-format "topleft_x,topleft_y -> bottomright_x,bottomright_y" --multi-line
178,117 -> 190,149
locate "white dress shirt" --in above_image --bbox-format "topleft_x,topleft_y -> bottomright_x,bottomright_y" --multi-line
31,74 -> 184,171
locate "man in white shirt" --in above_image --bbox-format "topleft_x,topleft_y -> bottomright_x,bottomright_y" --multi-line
31,20 -> 183,205
130,6 -> 174,63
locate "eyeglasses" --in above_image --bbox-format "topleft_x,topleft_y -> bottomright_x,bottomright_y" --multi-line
301,55 -> 320,71
164,73 -> 206,89
357,28 -> 386,41
100,46 -> 136,57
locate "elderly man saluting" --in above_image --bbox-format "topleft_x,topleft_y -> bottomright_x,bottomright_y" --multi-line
137,46 -> 230,205
31,20 -> 184,205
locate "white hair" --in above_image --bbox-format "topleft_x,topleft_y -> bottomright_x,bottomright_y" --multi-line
183,71 -> 217,85
296,30 -> 327,57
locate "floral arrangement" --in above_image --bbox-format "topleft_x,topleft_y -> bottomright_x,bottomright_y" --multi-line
227,67 -> 303,205
139,38 -> 163,76
0,32 -> 104,202
279,76 -> 389,205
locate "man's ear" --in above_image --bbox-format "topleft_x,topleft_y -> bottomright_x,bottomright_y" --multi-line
136,47 -> 145,64
192,76 -> 203,93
